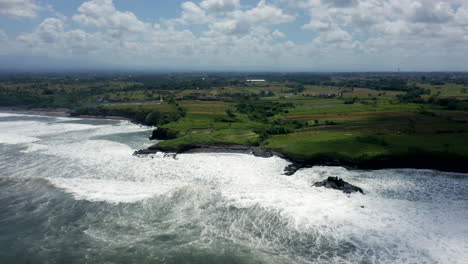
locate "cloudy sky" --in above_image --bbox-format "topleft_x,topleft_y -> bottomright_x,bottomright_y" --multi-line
0,0 -> 467,71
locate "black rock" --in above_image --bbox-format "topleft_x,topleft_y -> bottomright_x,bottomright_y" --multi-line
313,177 -> 364,194
284,163 -> 302,176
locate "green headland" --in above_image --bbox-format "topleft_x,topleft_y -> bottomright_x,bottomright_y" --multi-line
2,73 -> 468,172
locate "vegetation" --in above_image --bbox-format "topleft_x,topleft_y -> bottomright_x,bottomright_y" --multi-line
2,71 -> 468,171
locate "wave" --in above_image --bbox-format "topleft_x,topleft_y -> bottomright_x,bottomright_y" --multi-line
1,113 -> 467,264
0,133 -> 40,144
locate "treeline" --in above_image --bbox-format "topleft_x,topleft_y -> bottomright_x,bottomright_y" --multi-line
125,75 -> 246,91
254,119 -> 308,140
328,79 -> 409,91
236,97 -> 293,122
393,84 -> 468,110
428,97 -> 468,111
397,85 -> 431,103
0,87 -> 78,108
233,96 -> 308,139
70,105 -> 186,126
267,73 -> 332,85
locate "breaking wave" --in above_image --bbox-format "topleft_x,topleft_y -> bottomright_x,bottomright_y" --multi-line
0,113 -> 467,264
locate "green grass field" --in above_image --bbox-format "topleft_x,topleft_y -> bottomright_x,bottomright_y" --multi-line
3,76 -> 468,169
264,132 -> 468,160
147,85 -> 468,168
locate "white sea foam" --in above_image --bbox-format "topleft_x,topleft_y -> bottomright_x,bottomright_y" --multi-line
0,112 -> 40,118
20,143 -> 49,153
0,120 -> 98,137
48,178 -> 171,203
2,113 -> 467,264
41,140 -> 468,263
0,133 -> 40,144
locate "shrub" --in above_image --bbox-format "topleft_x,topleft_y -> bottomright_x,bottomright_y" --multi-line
149,127 -> 178,140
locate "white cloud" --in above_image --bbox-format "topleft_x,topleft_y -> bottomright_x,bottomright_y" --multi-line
323,0 -> 358,8
302,0 -> 466,44
73,0 -> 147,33
314,27 -> 352,44
0,0 -> 38,18
18,18 -> 64,44
408,1 -> 455,24
200,0 -> 240,13
454,6 -> 468,25
272,29 -> 286,38
177,2 -> 211,24
17,17 -> 107,58
244,0 -> 295,25
206,0 -> 295,35
2,0 -> 468,71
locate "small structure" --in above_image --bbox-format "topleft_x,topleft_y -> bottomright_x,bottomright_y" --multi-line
246,79 -> 266,86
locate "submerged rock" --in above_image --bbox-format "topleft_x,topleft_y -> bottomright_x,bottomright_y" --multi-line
313,177 -> 364,194
284,163 -> 302,176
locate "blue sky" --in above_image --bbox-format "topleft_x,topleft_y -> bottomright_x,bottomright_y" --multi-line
0,0 -> 467,71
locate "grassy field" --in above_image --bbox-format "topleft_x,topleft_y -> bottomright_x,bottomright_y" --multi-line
145,84 -> 468,171
264,132 -> 468,160
3,75 -> 468,170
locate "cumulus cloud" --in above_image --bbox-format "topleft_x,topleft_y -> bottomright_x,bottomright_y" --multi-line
17,17 -> 106,58
73,0 -> 147,33
18,18 -> 65,46
244,0 -> 295,25
454,6 -> 468,25
177,1 -> 211,24
200,0 -> 240,13
408,1 -> 454,23
301,0 -> 467,48
272,29 -> 286,38
0,0 -> 38,18
1,0 -> 467,70
316,27 -> 352,43
206,0 -> 295,35
323,0 -> 358,8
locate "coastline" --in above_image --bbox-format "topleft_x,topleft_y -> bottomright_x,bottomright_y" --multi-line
0,108 -> 131,121
134,143 -> 468,175
0,107 -> 70,117
3,110 -> 468,175
70,115 -> 131,121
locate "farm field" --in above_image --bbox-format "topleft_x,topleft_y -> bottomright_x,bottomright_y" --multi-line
2,72 -> 468,171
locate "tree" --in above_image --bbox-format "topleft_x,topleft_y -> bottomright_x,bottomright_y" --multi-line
145,110 -> 163,126
226,109 -> 236,118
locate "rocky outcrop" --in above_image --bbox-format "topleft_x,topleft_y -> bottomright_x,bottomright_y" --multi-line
135,144 -> 283,158
284,163 -> 303,176
313,177 -> 364,194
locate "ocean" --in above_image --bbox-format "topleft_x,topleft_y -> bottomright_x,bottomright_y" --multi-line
0,112 -> 467,264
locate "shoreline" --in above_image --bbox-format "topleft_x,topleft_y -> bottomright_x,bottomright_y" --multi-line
0,107 -> 70,117
134,144 -> 468,175
0,108 -> 131,121
70,115 -> 131,121
3,109 -> 468,175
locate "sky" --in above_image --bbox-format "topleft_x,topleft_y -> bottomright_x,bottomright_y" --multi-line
0,0 -> 467,72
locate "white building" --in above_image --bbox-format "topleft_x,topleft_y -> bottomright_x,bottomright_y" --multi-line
246,79 -> 266,82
